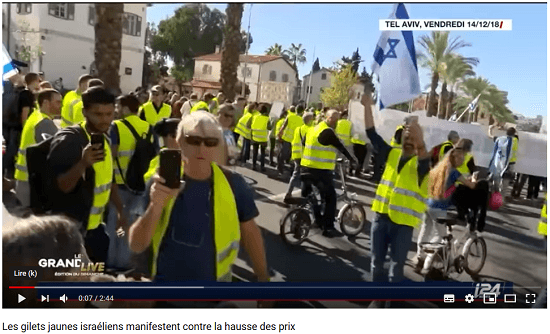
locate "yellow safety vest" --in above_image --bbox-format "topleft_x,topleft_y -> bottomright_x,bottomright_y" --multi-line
351,133 -> 366,145
251,114 -> 270,143
300,121 -> 338,171
149,163 -> 240,280
113,115 -> 152,185
456,153 -> 473,176
71,100 -> 84,125
282,111 -> 304,143
335,119 -> 352,146
210,97 -> 220,114
510,137 -> 518,163
190,101 -> 210,113
60,90 -> 80,128
291,123 -> 313,161
234,112 -> 253,140
15,110 -> 51,181
372,148 -> 428,228
439,140 -> 454,161
80,122 -> 113,230
390,125 -> 404,147
139,101 -> 172,126
538,195 -> 547,236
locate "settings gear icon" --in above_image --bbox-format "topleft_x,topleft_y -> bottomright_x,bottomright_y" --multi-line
465,294 -> 475,303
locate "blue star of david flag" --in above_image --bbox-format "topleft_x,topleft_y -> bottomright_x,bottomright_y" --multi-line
2,44 -> 18,93
371,3 -> 421,110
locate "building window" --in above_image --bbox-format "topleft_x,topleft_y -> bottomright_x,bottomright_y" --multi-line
202,64 -> 212,75
88,5 -> 95,26
123,13 -> 142,37
321,73 -> 327,80
48,4 -> 75,20
269,70 -> 277,81
16,3 -> 32,15
241,67 -> 252,78
282,74 -> 289,83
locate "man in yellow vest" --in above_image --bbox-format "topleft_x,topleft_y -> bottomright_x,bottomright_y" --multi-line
48,86 -> 125,263
67,79 -> 105,126
60,74 -> 92,128
300,110 -> 356,237
128,112 -> 270,307
438,130 -> 460,161
335,109 -> 353,174
235,102 -> 257,164
138,85 -> 172,126
14,89 -> 61,208
250,104 -> 270,172
278,105 -> 304,176
390,124 -> 405,147
209,92 -> 225,115
284,111 -> 314,202
350,132 -> 370,178
191,92 -> 214,113
362,90 -> 430,284
270,110 -> 287,167
107,93 -> 156,270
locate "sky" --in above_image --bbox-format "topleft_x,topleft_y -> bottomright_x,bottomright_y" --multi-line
147,2 -> 547,117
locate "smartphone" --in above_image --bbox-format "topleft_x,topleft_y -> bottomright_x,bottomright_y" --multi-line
90,133 -> 104,149
159,149 -> 182,189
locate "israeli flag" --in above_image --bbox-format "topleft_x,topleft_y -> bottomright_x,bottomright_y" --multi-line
371,3 -> 421,110
468,94 -> 481,112
2,44 -> 18,81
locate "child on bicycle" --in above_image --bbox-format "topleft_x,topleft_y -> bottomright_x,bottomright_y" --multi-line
415,144 -> 477,273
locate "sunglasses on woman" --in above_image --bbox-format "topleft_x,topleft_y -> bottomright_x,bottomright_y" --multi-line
185,135 -> 219,147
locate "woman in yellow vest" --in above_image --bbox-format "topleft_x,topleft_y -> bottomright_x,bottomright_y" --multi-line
138,85 -> 172,126
415,147 -> 477,274
128,111 -> 270,305
362,91 -> 430,285
250,104 -> 270,172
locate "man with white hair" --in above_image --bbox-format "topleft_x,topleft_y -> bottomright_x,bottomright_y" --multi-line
129,112 -> 270,306
300,109 -> 356,238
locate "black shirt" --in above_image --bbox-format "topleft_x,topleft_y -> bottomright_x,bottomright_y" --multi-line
366,127 -> 430,186
317,128 -> 353,161
48,126 -> 95,232
16,89 -> 34,130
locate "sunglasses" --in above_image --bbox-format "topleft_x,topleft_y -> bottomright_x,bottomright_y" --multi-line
185,135 -> 219,147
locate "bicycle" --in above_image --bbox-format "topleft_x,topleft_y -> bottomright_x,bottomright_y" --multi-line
280,158 -> 367,245
419,216 -> 487,280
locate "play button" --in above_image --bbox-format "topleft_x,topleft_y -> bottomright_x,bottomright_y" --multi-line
18,294 -> 26,303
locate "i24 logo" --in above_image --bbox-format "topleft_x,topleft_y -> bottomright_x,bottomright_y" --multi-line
473,283 -> 501,299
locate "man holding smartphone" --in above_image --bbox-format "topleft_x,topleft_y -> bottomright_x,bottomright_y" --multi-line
47,86 -> 126,263
362,89 -> 430,287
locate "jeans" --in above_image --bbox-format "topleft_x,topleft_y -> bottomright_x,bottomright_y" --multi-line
269,138 -> 276,164
352,144 -> 367,173
106,186 -> 144,270
240,138 -> 251,163
3,128 -> 20,179
252,142 -> 266,168
277,141 -> 291,173
370,213 -> 414,283
286,160 -> 301,195
302,168 -> 337,230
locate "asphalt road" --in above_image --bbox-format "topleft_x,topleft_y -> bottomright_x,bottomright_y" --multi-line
230,161 -> 547,308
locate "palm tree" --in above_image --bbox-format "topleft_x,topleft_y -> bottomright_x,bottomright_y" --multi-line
283,43 -> 307,75
417,31 -> 478,117
265,43 -> 283,56
453,77 -> 512,124
442,54 -> 475,119
94,4 -> 124,95
220,4 -> 243,102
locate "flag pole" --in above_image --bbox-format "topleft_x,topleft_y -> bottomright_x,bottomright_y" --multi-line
241,4 -> 253,97
305,46 -> 315,107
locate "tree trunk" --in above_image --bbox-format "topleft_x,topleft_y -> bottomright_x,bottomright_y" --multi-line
427,72 -> 439,117
95,4 -> 123,96
437,81 -> 447,119
220,4 -> 243,102
473,106 -> 479,123
445,89 -> 454,119
489,113 -> 495,126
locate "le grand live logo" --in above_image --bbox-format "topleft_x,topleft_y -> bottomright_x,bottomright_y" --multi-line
38,254 -> 105,277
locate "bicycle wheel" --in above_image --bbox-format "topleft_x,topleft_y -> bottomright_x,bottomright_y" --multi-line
462,236 -> 487,276
338,203 -> 366,237
280,208 -> 311,245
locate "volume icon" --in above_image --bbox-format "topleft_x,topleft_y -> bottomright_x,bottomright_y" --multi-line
59,294 -> 67,303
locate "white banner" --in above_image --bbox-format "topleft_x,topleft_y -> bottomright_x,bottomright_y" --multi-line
269,101 -> 285,121
348,100 -> 547,177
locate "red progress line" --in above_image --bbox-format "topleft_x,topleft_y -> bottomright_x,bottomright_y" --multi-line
500,21 -> 503,29
9,286 -> 35,289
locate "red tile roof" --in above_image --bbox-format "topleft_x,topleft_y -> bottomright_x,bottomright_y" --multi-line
183,79 -> 221,89
195,53 -> 284,64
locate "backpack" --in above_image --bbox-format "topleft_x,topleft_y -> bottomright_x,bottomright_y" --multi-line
115,119 -> 158,193
27,127 -> 86,214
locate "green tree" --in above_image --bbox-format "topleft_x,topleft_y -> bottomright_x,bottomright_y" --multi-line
220,4 -> 243,102
265,43 -> 283,56
340,48 -> 362,74
320,64 -> 357,111
359,66 -> 375,96
170,64 -> 192,95
417,31 -> 478,117
94,4 -> 123,95
151,4 -> 225,80
283,43 -> 307,76
443,54 -> 475,119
